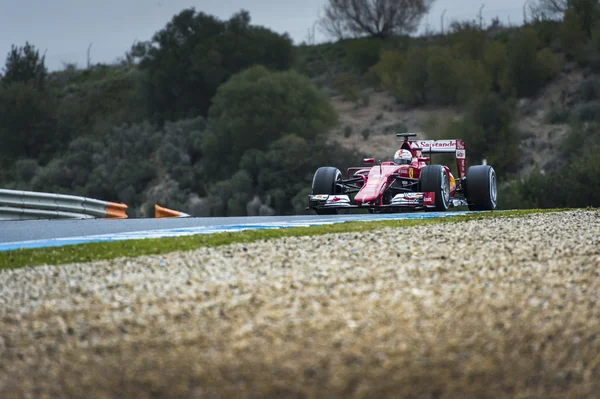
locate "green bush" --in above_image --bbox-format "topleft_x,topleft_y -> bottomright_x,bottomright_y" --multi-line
566,147 -> 600,206
345,38 -> 383,73
517,147 -> 600,209
537,48 -> 564,83
425,46 -> 461,105
397,47 -> 429,105
369,50 -> 405,94
560,6 -> 589,60
445,93 -> 519,175
335,72 -> 361,101
138,9 -> 294,123
0,82 -> 60,163
531,19 -> 562,49
455,60 -> 491,105
14,159 -> 39,183
344,125 -> 353,137
506,28 -> 549,98
448,22 -> 488,60
482,41 -> 509,94
203,66 -> 338,180
18,118 -> 214,213
2,42 -> 47,89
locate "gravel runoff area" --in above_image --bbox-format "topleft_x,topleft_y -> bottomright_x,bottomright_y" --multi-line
0,210 -> 599,398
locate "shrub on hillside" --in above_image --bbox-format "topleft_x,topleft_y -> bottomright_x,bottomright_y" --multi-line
202,65 -> 339,180
345,38 -> 383,73
2,42 -> 47,89
537,48 -> 564,82
455,60 -> 492,104
0,82 -> 60,163
530,19 -> 562,49
55,67 -> 148,139
559,5 -> 591,61
515,117 -> 600,209
397,47 -> 429,105
447,21 -> 488,60
516,148 -> 600,209
506,27 -> 562,98
335,72 -> 361,101
444,93 -> 519,175
427,46 -> 490,105
138,9 -> 294,123
425,46 -> 461,105
369,50 -> 405,94
482,41 -> 510,94
16,118 -> 212,215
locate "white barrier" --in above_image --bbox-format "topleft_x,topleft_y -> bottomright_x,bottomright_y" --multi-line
0,189 -> 128,221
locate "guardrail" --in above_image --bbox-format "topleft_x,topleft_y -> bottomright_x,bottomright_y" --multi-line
0,189 -> 128,221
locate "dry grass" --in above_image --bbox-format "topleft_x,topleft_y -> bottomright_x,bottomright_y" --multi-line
0,210 -> 599,398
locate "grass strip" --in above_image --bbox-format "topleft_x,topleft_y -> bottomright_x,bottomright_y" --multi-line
0,208 -> 572,270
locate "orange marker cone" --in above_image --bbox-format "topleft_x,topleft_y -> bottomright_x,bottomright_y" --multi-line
155,204 -> 190,218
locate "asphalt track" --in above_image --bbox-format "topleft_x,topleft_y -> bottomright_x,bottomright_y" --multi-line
0,210 -> 481,251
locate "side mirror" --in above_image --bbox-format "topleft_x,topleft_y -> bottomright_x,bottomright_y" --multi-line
418,157 -> 430,163
363,158 -> 375,165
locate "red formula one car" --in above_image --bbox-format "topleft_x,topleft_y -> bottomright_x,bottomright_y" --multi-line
307,133 -> 497,215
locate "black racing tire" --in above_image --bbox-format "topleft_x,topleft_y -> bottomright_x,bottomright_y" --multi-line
311,167 -> 343,215
419,165 -> 450,211
465,165 -> 497,211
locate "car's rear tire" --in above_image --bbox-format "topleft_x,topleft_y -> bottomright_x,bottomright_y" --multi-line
419,165 -> 450,211
311,167 -> 343,215
465,165 -> 497,211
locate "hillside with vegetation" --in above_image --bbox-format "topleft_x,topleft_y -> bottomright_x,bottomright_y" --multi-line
0,0 -> 599,217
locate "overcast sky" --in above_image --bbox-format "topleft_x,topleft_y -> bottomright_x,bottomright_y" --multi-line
1,0 -> 531,71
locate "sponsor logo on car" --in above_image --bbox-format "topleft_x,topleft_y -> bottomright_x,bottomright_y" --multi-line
416,140 -> 456,149
423,192 -> 435,205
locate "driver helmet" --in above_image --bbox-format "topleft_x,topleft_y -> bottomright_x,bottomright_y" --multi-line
394,149 -> 413,165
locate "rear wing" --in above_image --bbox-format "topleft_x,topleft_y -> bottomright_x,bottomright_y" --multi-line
417,139 -> 466,179
397,134 -> 467,179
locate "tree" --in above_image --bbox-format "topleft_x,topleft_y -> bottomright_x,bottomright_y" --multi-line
138,8 -> 294,123
202,65 -> 338,180
318,0 -> 435,40
0,82 -> 58,162
2,42 -> 47,89
506,28 -> 554,98
529,0 -> 568,19
564,0 -> 600,39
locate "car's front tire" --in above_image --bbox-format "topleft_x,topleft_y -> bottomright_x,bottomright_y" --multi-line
465,165 -> 497,211
419,165 -> 450,211
311,167 -> 343,215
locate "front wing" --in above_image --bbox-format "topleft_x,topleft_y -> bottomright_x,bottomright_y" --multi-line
307,193 -> 469,212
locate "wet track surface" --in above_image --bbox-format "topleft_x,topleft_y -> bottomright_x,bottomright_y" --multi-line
0,210 -> 478,251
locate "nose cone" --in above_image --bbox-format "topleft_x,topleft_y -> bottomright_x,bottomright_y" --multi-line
355,175 -> 384,205
354,189 -> 379,205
